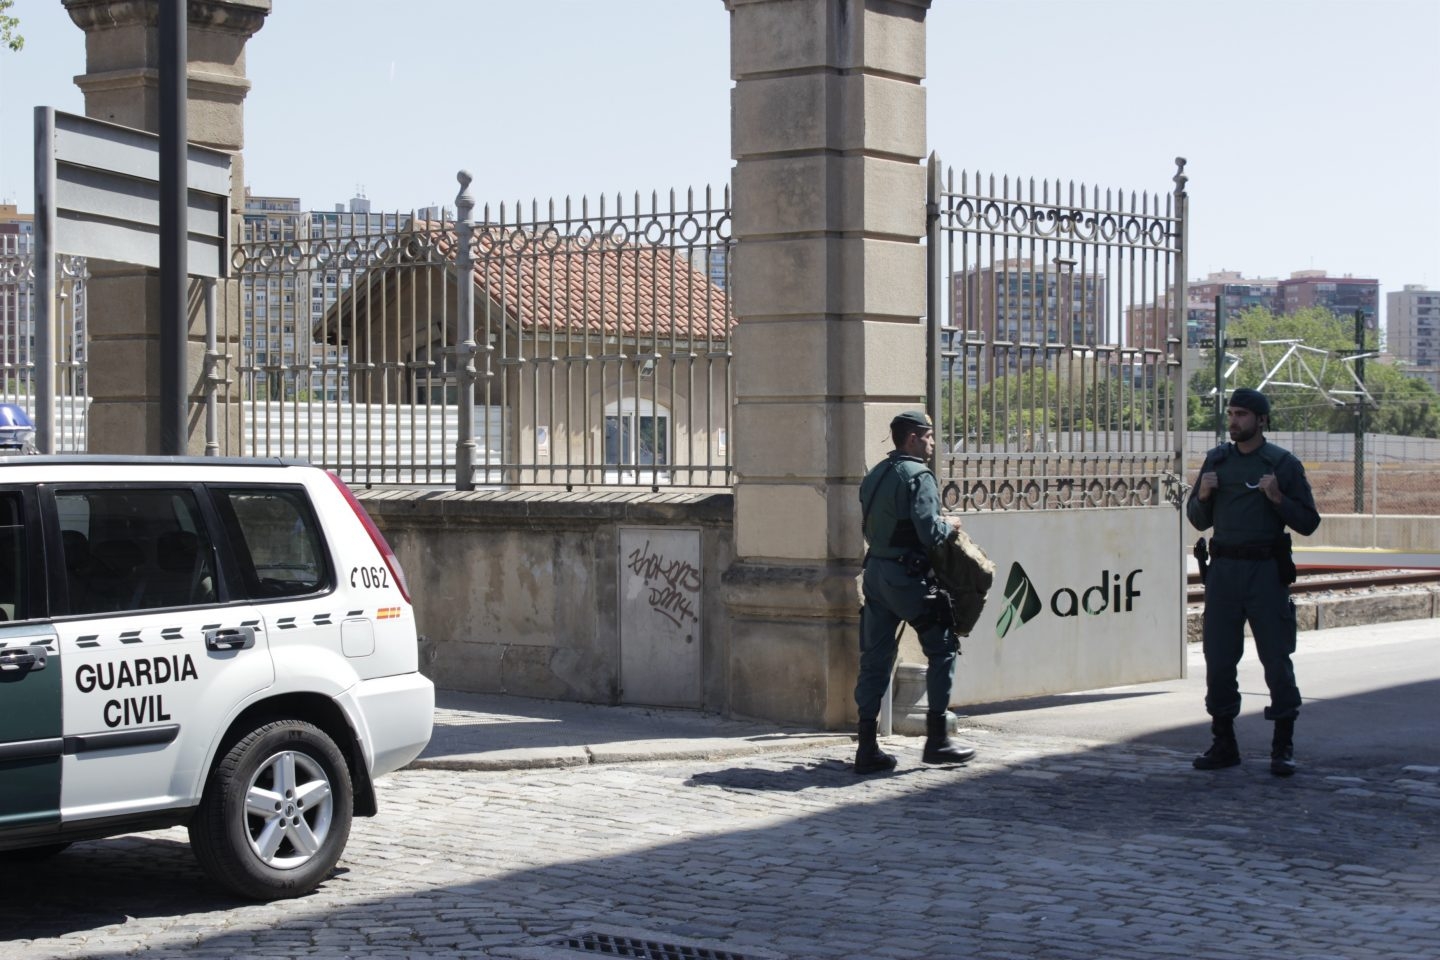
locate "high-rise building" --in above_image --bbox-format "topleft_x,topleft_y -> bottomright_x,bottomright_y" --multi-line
1277,270 -> 1379,328
1386,284 -> 1440,392
0,203 -> 88,399
950,258 -> 1107,386
686,246 -> 730,292
0,205 -> 35,393
1184,270 -> 1280,344
1136,269 -> 1380,349
240,190 -> 410,401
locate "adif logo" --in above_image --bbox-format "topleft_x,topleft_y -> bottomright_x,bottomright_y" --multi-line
996,561 -> 1144,638
996,562 -> 1044,638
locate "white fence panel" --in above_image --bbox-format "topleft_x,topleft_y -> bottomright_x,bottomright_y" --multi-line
243,401 -> 504,485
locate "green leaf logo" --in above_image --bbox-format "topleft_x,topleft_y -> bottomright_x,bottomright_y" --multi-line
996,562 -> 1043,638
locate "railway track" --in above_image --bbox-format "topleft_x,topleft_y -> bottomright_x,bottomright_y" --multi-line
1186,568 -> 1440,604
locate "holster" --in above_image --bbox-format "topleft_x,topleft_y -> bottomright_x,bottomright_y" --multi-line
1193,537 -> 1209,585
1275,532 -> 1297,585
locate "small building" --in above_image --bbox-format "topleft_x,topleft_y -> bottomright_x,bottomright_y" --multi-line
316,225 -> 734,485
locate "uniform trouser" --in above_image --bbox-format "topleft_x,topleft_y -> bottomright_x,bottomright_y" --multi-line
1201,555 -> 1301,721
855,557 -> 959,722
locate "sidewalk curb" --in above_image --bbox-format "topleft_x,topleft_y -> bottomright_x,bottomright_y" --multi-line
409,733 -> 854,772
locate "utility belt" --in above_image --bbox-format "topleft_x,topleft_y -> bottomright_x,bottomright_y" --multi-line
1201,534 -> 1297,585
864,550 -> 932,579
1209,540 -> 1279,561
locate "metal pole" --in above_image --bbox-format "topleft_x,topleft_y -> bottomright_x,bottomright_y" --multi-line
1370,443 -> 1379,547
33,107 -> 57,455
160,0 -> 188,455
926,152 -> 943,466
454,171 -> 477,490
1214,293 -> 1225,443
1172,157 -> 1189,680
203,279 -> 218,455
879,659 -> 895,738
1353,308 -> 1365,513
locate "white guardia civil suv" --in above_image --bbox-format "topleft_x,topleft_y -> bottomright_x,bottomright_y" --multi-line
0,456 -> 434,900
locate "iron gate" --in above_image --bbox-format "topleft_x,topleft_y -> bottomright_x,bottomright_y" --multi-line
227,183 -> 734,489
0,236 -> 89,451
926,156 -> 1190,511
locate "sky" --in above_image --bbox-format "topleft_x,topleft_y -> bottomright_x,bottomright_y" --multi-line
1,0 -> 1437,303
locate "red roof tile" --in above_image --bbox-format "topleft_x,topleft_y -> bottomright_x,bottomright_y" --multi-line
436,227 -> 733,342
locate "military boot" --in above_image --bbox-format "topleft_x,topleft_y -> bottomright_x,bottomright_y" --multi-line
854,719 -> 898,775
1270,717 -> 1296,777
922,711 -> 977,765
1192,716 -> 1241,770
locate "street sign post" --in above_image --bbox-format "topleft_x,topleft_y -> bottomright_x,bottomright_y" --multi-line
32,107 -> 232,452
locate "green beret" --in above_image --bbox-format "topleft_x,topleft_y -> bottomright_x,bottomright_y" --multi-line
890,410 -> 932,432
1228,388 -> 1270,417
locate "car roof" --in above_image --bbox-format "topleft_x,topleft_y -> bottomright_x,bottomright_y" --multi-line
0,455 -> 311,469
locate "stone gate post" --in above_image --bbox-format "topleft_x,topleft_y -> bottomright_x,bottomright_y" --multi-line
62,0 -> 270,454
722,0 -> 931,727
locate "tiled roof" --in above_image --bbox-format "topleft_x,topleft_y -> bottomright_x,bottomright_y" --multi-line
466,229 -> 731,341
323,226 -> 732,343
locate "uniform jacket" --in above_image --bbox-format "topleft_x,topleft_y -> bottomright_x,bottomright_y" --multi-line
860,450 -> 994,635
1186,439 -> 1321,544
859,451 -> 952,559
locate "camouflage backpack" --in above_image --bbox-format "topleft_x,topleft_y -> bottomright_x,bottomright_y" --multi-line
927,525 -> 996,636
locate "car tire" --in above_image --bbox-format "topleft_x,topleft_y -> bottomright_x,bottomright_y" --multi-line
189,719 -> 353,901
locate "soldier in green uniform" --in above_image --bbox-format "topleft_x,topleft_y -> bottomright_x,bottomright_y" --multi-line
1187,388 -> 1320,776
854,410 -> 977,774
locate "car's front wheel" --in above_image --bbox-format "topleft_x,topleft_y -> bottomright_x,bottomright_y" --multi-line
189,719 -> 353,900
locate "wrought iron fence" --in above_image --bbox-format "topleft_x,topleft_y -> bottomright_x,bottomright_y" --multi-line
0,235 -> 89,450
226,183 -> 734,488
927,157 -> 1189,510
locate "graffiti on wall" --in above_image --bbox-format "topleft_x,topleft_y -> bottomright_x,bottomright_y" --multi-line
619,526 -> 703,707
625,536 -> 701,628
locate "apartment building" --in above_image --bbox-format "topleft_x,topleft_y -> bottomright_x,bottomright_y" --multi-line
1277,270 -> 1379,329
949,258 -> 1107,386
240,191 -> 410,401
1386,284 -> 1440,392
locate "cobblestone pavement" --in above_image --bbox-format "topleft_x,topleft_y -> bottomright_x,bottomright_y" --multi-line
3,725 -> 1437,960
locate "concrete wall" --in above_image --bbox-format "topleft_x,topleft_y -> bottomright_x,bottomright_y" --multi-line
358,488 -> 735,711
362,491 -> 1432,715
1305,515 -> 1440,552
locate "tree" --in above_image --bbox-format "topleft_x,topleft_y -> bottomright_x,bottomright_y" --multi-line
1364,364 -> 1440,438
939,361 -> 1173,451
1189,306 -> 1377,433
1187,305 -> 1440,437
1,0 -> 22,52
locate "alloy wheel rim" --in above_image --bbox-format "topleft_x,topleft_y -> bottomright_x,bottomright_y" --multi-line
244,749 -> 335,869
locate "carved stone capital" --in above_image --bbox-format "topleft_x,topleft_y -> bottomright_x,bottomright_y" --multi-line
64,0 -> 271,38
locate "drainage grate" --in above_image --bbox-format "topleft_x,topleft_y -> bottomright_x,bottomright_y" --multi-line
557,932 -> 748,960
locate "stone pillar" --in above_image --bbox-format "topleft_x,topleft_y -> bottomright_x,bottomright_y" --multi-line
63,0 -> 270,454
721,0 -> 930,727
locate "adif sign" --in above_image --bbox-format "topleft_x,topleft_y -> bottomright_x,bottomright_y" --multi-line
950,506 -> 1184,703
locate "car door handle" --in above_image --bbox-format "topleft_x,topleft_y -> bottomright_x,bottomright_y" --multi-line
0,645 -> 47,672
205,626 -> 255,652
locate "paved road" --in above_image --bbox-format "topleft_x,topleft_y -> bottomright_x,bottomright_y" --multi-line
3,622 -> 1437,960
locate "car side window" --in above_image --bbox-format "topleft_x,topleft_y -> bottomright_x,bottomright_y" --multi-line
56,489 -> 217,615
0,492 -> 27,622
214,488 -> 327,599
